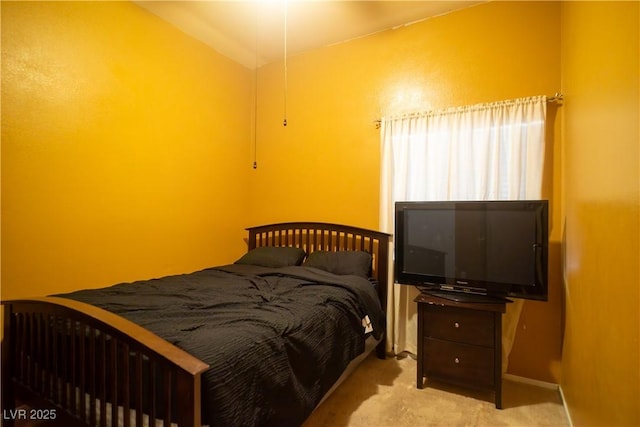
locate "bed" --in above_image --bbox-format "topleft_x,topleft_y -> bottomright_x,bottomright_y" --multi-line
1,222 -> 390,427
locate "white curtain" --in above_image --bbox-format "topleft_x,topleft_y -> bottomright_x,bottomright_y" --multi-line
379,96 -> 547,370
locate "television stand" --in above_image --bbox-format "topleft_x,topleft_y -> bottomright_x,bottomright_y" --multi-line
425,290 -> 512,304
415,292 -> 507,409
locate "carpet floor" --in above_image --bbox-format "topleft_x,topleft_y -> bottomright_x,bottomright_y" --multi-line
304,354 -> 570,427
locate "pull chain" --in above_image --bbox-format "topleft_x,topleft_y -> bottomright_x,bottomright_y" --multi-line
283,0 -> 288,127
253,65 -> 258,169
253,7 -> 259,169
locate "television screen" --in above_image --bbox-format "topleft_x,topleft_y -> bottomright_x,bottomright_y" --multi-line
395,200 -> 548,302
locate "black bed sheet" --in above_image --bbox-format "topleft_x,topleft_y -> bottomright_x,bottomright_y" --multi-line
56,263 -> 385,427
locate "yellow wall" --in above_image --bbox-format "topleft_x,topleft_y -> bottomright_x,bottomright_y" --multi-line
561,2 -> 639,425
1,1 -> 252,300
251,1 -> 564,383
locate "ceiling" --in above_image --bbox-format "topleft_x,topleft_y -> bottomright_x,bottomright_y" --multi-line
134,1 -> 483,69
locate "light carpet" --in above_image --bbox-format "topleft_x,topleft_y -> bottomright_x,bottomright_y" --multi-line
304,354 -> 570,427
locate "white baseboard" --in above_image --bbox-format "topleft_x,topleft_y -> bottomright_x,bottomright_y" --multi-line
502,374 -> 573,427
502,373 -> 559,390
557,384 -> 574,427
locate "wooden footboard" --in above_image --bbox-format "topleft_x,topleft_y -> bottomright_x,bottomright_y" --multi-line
1,297 -> 209,427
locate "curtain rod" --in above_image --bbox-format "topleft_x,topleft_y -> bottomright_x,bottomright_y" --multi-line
547,92 -> 564,103
374,93 -> 564,128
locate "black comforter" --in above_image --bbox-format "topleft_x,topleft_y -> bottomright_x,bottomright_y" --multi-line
57,264 -> 385,427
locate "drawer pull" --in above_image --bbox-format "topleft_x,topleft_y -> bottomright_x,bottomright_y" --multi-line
454,322 -> 460,328
454,357 -> 460,364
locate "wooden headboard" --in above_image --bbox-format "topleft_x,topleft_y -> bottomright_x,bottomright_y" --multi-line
247,222 -> 390,281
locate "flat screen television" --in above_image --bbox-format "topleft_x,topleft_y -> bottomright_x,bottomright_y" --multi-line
394,200 -> 548,302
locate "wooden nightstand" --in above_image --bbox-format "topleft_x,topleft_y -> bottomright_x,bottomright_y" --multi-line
415,292 -> 507,409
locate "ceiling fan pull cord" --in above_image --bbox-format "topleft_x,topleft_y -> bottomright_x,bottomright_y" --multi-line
253,7 -> 259,169
283,0 -> 288,127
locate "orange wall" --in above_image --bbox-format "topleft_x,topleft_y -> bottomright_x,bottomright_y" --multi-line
6,6 -> 637,419
560,2 -> 639,425
251,1 -> 563,382
1,1 -> 252,300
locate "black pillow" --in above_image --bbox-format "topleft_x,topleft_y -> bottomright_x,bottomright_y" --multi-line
235,246 -> 306,268
303,250 -> 372,278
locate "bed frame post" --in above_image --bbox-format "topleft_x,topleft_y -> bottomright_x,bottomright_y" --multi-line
375,237 -> 390,360
176,370 -> 202,427
2,304 -> 16,427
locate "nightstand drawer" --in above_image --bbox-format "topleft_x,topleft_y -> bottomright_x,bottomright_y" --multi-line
424,306 -> 494,347
424,338 -> 495,388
